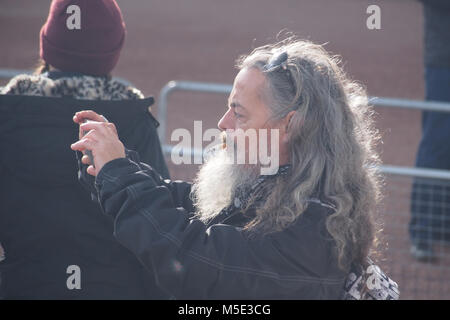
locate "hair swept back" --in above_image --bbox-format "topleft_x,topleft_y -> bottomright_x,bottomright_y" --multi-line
236,37 -> 383,270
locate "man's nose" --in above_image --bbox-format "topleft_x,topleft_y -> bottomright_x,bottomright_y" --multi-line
217,109 -> 234,131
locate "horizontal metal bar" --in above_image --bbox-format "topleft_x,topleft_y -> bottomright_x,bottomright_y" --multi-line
378,164 -> 450,180
0,68 -> 30,79
163,80 -> 232,94
162,145 -> 204,159
161,145 -> 450,180
370,97 -> 450,113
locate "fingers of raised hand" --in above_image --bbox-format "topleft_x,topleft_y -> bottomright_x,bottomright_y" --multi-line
80,121 -> 115,139
73,110 -> 107,124
86,165 -> 97,176
81,154 -> 91,165
70,137 -> 96,152
105,122 -> 117,135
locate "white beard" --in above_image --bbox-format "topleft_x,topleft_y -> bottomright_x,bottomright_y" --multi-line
191,148 -> 260,223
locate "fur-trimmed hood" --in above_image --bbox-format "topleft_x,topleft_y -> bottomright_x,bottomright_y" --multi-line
0,73 -> 145,101
0,72 -> 170,186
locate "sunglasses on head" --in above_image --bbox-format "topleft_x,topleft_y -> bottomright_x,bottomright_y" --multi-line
262,51 -> 302,109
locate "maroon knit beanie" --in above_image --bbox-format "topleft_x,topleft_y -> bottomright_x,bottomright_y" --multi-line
40,0 -> 126,76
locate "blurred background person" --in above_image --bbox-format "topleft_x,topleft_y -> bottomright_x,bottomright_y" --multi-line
409,0 -> 450,261
0,0 -> 169,298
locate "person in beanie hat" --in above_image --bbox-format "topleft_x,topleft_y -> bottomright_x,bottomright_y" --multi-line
0,0 -> 169,299
39,0 -> 126,76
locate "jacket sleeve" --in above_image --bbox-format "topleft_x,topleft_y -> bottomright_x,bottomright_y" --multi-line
76,148 -> 193,211
94,157 -> 346,299
122,149 -> 195,213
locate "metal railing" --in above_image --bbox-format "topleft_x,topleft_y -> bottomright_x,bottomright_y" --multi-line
157,81 -> 232,156
157,80 -> 450,180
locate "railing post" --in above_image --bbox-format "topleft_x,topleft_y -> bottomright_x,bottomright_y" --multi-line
157,81 -> 179,147
156,80 -> 232,155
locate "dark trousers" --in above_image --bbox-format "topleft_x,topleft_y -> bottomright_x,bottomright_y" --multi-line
409,67 -> 450,244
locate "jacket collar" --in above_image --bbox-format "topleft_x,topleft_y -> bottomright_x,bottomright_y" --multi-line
207,164 -> 337,228
206,165 -> 291,227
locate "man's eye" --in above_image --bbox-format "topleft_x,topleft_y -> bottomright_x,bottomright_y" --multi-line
234,111 -> 243,119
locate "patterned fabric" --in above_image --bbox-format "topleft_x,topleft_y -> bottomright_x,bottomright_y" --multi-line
0,73 -> 144,100
343,259 -> 400,300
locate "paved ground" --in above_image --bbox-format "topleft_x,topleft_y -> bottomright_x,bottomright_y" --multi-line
1,0 -> 448,299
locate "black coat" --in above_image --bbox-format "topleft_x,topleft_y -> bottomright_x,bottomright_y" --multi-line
89,150 -> 348,299
0,94 -> 169,299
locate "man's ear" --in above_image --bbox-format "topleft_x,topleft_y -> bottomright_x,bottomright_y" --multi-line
279,110 -> 296,144
283,111 -> 296,132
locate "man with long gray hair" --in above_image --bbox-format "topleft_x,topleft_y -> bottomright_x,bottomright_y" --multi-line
71,38 -> 399,299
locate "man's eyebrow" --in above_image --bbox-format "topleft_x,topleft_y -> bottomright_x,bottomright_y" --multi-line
229,101 -> 246,111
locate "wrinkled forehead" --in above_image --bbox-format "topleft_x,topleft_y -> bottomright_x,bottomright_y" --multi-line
229,68 -> 268,107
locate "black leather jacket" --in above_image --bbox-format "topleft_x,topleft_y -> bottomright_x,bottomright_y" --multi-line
86,150 -> 348,299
